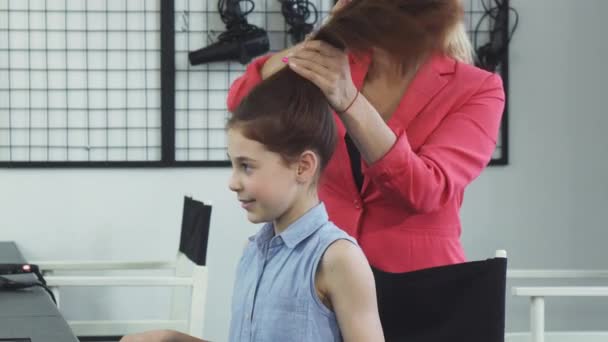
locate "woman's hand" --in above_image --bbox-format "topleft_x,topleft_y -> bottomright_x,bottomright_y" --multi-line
286,40 -> 358,113
284,0 -> 357,112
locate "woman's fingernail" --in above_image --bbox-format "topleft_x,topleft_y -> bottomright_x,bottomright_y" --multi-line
281,57 -> 289,64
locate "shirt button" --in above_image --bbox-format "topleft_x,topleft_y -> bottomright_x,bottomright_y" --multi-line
354,200 -> 361,209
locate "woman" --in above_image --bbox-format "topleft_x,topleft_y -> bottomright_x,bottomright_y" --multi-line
227,0 -> 505,274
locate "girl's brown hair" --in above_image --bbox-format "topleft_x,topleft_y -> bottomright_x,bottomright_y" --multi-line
228,70 -> 336,172
228,0 -> 462,171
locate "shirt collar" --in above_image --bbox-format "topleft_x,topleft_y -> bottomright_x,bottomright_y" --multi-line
249,202 -> 329,249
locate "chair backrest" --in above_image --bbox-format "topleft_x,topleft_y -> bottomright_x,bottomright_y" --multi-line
373,251 -> 507,342
169,196 -> 212,336
34,196 -> 212,340
179,196 -> 212,266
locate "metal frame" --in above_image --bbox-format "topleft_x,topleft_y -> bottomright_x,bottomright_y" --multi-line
1,0 -> 509,168
488,0 -> 510,166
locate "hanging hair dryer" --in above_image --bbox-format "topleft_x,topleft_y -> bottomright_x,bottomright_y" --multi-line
189,0 -> 269,65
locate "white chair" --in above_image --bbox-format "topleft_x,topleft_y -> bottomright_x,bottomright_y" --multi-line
509,270 -> 608,342
32,197 -> 212,340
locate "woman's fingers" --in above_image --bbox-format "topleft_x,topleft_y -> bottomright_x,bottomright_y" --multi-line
287,59 -> 333,92
289,41 -> 346,74
299,40 -> 343,58
289,49 -> 333,70
288,56 -> 333,82
284,37 -> 353,111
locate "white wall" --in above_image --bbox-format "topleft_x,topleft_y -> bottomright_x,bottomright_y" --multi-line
2,0 -> 608,340
460,0 -> 608,333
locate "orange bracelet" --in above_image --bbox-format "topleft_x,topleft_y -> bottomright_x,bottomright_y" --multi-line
336,90 -> 359,115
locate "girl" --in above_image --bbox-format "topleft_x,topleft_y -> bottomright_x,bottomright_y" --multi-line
225,54 -> 384,341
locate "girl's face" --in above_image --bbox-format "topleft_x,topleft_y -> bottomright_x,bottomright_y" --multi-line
227,127 -> 303,230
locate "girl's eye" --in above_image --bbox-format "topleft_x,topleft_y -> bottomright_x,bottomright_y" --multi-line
241,163 -> 251,172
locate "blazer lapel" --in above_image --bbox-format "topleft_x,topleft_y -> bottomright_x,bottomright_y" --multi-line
359,54 -> 457,196
391,53 -> 456,129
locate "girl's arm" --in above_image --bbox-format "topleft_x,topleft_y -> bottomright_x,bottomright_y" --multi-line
319,240 -> 385,342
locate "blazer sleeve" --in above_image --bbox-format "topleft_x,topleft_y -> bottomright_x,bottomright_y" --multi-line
226,54 -> 274,112
363,73 -> 505,214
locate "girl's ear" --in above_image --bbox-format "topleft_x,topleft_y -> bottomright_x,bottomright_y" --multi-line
295,150 -> 319,183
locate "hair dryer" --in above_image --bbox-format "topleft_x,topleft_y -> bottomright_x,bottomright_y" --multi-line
189,0 -> 269,65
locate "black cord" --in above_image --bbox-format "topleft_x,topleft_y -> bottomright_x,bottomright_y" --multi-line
216,0 -> 263,43
34,282 -> 57,304
473,0 -> 519,71
0,275 -> 57,305
279,0 -> 319,44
